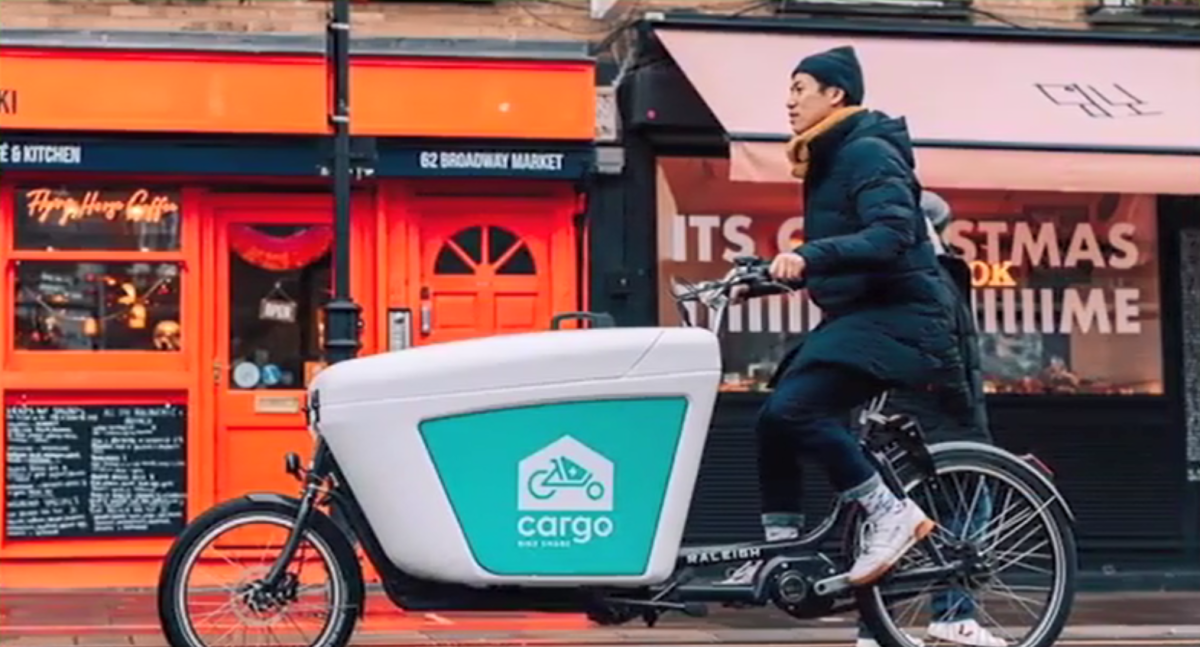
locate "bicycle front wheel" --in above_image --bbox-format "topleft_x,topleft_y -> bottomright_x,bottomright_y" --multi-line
854,443 -> 1077,647
157,497 -> 364,647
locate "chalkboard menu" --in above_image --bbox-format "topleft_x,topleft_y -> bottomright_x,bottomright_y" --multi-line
4,404 -> 187,539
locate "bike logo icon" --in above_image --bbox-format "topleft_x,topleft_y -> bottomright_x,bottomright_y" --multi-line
527,456 -> 606,501
517,436 -> 613,512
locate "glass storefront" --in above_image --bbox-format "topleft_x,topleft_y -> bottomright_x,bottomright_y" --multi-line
655,156 -> 1163,395
10,186 -> 186,354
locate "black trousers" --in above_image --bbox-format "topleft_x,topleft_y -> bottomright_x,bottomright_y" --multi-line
756,362 -> 885,513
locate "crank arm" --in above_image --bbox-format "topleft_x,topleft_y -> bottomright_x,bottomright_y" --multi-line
813,562 -> 964,597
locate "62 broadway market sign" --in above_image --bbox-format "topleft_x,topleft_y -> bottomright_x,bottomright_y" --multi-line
0,139 -> 590,179
417,150 -> 567,172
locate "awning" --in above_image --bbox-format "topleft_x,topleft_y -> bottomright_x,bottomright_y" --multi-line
657,28 -> 1200,194
730,142 -> 1199,194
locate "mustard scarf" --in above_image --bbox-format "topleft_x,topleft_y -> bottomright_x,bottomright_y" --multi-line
785,106 -> 867,179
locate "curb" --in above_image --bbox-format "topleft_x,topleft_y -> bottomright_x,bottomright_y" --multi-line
4,626 -> 1200,647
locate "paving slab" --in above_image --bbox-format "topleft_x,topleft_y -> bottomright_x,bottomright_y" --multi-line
3,590 -> 1200,645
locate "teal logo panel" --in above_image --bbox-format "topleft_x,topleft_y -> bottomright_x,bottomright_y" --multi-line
419,398 -> 687,576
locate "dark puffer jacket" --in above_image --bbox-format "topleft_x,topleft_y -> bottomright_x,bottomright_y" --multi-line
883,255 -> 992,444
783,110 -> 962,388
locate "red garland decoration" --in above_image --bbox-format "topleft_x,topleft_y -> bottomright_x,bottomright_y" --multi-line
229,225 -> 334,272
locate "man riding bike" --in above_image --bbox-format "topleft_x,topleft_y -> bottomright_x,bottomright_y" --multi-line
736,45 -> 964,586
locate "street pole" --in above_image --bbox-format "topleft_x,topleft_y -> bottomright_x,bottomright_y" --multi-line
323,0 -> 361,366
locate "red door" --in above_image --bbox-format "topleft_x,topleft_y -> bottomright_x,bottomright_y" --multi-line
206,195 -> 374,503
417,213 -> 554,345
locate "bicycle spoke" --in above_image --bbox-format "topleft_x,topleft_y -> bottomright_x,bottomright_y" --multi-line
864,461 -> 1069,647
175,514 -> 343,647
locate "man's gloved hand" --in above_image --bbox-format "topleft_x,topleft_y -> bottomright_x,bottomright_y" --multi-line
769,252 -> 807,281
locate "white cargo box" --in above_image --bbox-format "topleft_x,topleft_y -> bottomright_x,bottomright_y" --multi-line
312,327 -> 721,586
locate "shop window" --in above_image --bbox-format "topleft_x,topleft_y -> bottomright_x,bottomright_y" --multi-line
1094,0 -> 1199,10
228,225 -> 332,391
10,186 -> 186,353
1087,0 -> 1200,25
14,261 -> 182,351
15,187 -> 182,252
435,226 -> 536,276
775,0 -> 973,20
655,156 -> 1164,395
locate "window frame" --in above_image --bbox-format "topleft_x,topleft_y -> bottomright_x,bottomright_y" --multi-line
773,0 -> 974,20
224,224 -> 334,392
1096,0 -> 1200,11
433,224 -> 539,277
1087,0 -> 1200,26
1,182 -> 200,380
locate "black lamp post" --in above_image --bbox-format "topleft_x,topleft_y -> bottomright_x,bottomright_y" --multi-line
322,0 -> 361,366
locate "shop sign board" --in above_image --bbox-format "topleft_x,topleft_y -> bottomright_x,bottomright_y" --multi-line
0,137 -> 595,180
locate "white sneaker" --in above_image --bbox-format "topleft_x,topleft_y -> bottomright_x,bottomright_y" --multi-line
927,619 -> 1007,647
849,499 -> 935,586
856,631 -> 925,647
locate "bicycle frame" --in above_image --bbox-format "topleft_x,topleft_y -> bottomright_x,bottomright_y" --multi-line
262,430 -> 948,614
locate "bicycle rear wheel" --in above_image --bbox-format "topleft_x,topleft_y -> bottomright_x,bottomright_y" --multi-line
854,443 -> 1077,647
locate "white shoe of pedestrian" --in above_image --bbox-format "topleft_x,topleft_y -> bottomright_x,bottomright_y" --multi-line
849,499 -> 935,586
926,619 -> 1007,647
856,631 -> 925,647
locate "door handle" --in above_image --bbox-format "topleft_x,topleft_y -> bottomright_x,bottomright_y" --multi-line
420,286 -> 432,336
420,302 -> 432,335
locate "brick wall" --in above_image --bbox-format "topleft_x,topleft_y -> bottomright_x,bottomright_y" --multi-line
0,0 -> 1092,40
973,0 -> 1089,27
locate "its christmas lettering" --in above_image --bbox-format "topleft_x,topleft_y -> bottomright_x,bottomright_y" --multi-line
668,214 -> 1147,337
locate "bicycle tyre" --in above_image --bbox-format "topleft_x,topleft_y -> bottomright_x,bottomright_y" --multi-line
854,443 -> 1077,647
157,496 -> 365,647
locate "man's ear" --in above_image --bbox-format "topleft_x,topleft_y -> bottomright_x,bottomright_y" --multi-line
823,85 -> 847,107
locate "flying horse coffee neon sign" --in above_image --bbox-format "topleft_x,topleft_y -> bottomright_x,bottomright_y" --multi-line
24,188 -> 180,227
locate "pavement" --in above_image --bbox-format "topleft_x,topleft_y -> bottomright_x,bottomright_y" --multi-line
2,590 -> 1200,646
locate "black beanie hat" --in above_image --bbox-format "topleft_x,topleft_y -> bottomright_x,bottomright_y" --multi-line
793,46 -> 864,106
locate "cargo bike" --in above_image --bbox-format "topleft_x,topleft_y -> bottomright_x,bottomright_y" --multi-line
157,256 -> 1077,647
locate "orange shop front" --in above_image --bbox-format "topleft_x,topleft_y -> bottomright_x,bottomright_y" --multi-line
0,33 -> 596,588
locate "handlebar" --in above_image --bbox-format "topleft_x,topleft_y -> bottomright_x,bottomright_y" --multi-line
670,255 -> 798,305
669,256 -> 803,330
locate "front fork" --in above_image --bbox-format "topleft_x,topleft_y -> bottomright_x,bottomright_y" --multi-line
261,439 -> 334,590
